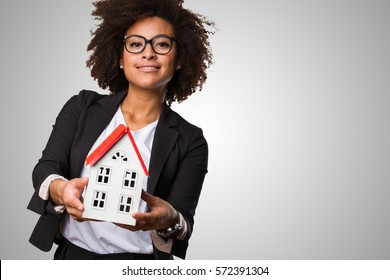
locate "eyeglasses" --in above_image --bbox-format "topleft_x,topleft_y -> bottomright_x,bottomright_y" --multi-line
123,34 -> 176,55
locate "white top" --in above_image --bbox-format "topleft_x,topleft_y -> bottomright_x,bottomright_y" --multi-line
61,107 -> 157,254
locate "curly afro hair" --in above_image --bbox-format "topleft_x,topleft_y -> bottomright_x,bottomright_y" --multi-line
86,0 -> 215,104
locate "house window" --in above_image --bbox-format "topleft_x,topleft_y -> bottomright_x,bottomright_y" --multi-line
111,151 -> 129,162
123,170 -> 138,189
92,190 -> 107,210
97,166 -> 111,185
118,195 -> 133,213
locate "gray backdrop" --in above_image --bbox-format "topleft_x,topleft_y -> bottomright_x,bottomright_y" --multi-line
1,0 -> 389,260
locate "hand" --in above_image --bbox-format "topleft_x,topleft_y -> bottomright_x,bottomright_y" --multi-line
116,190 -> 178,232
50,177 -> 88,222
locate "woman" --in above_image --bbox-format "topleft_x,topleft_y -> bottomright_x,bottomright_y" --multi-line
27,0 -> 214,260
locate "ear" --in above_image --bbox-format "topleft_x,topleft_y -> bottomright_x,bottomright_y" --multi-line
176,60 -> 181,70
175,55 -> 181,70
119,58 -> 124,69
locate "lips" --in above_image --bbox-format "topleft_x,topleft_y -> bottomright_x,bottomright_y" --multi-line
136,64 -> 161,72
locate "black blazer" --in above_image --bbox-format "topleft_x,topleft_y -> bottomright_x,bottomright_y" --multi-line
27,89 -> 208,259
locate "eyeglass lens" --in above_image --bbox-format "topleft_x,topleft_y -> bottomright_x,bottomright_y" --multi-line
125,35 -> 173,54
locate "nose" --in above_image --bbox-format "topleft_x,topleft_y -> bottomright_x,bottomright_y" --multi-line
142,43 -> 157,60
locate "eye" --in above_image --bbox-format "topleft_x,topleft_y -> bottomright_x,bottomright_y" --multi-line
125,36 -> 145,50
154,38 -> 172,50
130,42 -> 143,47
156,41 -> 170,48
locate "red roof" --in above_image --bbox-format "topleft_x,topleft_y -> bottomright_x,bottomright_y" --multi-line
85,124 -> 149,176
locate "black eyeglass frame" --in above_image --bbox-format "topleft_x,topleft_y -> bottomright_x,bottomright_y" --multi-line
123,34 -> 176,55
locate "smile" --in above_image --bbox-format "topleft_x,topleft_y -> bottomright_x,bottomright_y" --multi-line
136,65 -> 161,72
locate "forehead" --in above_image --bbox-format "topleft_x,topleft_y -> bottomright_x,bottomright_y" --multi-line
125,16 -> 175,38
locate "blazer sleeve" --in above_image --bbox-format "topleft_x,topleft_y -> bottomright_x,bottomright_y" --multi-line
169,127 -> 208,230
28,91 -> 88,215
169,127 -> 209,258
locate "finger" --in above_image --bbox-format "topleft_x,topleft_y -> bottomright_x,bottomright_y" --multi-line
74,177 -> 89,190
133,212 -> 164,231
140,190 -> 157,204
134,220 -> 155,231
132,211 -> 155,222
73,216 -> 86,223
69,213 -> 82,222
68,206 -> 83,217
68,197 -> 84,211
65,178 -> 88,210
80,177 -> 89,185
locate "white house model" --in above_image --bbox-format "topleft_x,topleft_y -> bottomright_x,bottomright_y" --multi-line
82,124 -> 149,226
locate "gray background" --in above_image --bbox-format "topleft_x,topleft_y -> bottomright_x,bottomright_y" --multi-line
1,0 -> 389,260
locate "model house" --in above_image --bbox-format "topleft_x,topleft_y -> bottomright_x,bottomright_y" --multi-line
82,124 -> 149,226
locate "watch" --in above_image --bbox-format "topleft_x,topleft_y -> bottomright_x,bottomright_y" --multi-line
156,217 -> 183,238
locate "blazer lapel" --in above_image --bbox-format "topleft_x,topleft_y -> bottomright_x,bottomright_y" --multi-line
147,103 -> 179,194
76,90 -> 127,176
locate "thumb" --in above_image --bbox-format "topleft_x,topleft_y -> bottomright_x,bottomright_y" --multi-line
140,190 -> 157,204
67,178 -> 88,211
75,177 -> 89,189
71,177 -> 88,198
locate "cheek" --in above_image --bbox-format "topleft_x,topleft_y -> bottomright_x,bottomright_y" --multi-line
167,61 -> 178,74
122,54 -> 134,67
166,55 -> 179,73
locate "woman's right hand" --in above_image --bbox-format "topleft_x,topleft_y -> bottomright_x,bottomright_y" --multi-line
49,177 -> 89,221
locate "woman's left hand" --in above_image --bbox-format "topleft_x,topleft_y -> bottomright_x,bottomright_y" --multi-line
115,191 -> 178,231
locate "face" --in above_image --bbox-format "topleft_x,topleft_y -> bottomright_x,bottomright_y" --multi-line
121,17 -> 179,93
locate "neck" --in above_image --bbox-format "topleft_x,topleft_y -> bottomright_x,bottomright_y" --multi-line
120,87 -> 165,130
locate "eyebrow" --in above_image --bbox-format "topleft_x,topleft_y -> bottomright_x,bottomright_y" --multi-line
125,34 -> 175,39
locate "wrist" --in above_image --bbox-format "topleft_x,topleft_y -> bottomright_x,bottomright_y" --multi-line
156,211 -> 183,238
49,178 -> 67,205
